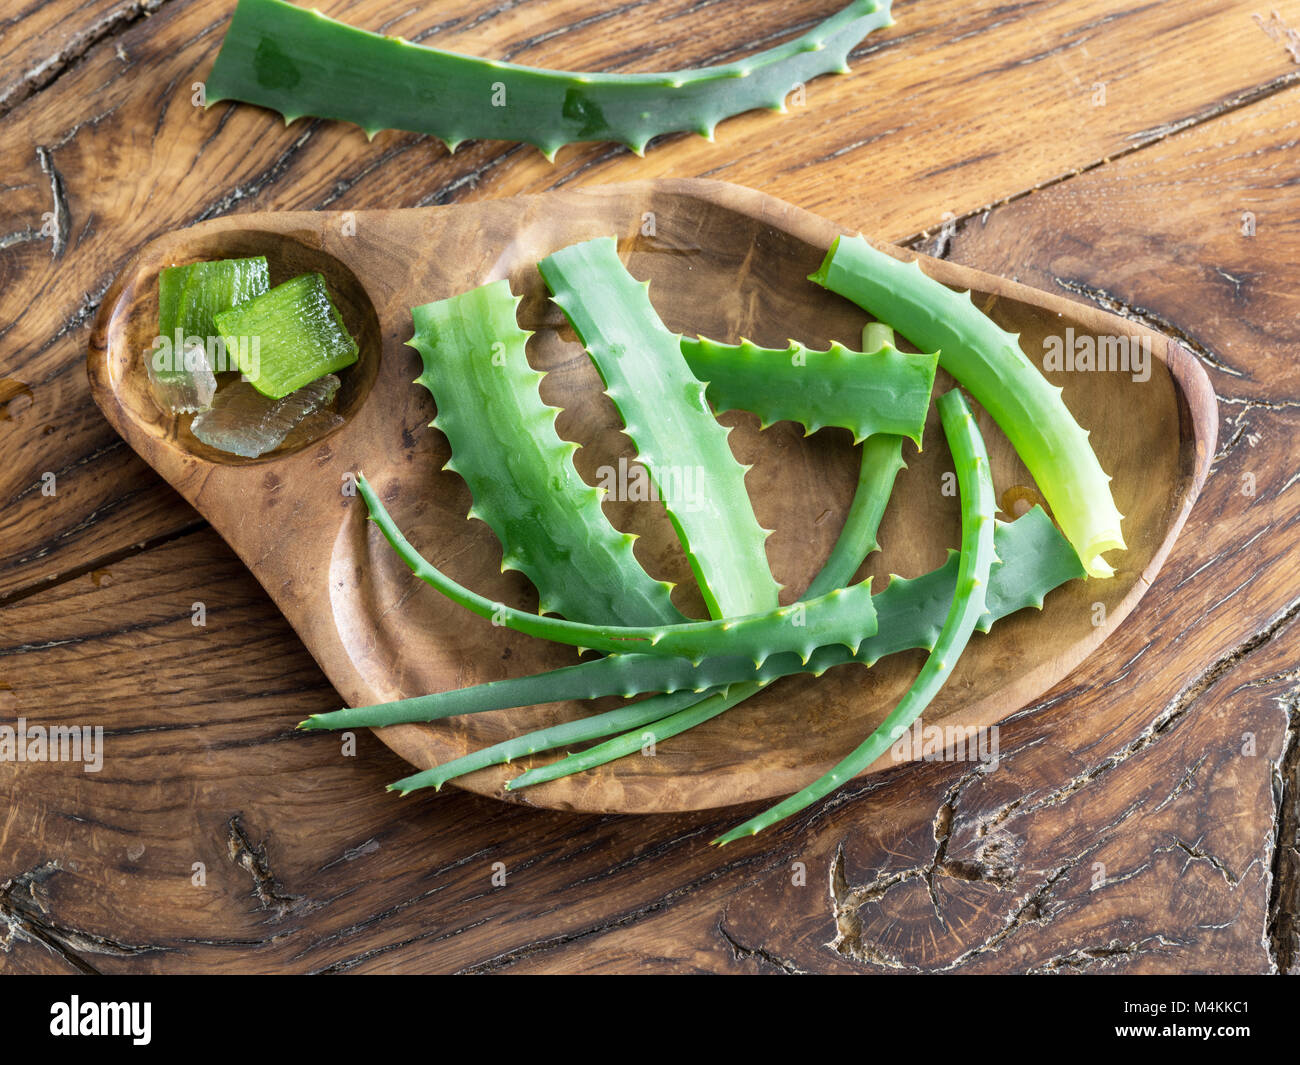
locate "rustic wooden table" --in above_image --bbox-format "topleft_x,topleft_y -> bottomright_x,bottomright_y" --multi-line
0,0 -> 1296,975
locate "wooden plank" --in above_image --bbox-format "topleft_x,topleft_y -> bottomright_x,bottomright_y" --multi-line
0,0 -> 167,119
2,0 -> 1299,599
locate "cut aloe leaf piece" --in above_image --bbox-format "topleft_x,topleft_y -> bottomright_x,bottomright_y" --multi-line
214,272 -> 358,399
159,256 -> 270,344
191,374 -> 340,457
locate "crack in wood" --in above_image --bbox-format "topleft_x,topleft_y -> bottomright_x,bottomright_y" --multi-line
1027,933 -> 1181,973
0,859 -> 163,972
226,814 -> 308,922
975,594 -> 1300,840
1050,276 -> 1242,378
1266,684 -> 1300,972
716,915 -> 807,973
0,0 -> 170,121
35,145 -> 69,258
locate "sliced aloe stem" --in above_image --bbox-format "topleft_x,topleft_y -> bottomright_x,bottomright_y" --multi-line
301,505 -> 1083,731
714,388 -> 999,843
409,279 -> 682,627
811,234 -> 1125,578
539,237 -> 780,620
207,0 -> 895,159
679,337 -> 935,447
215,272 -> 358,399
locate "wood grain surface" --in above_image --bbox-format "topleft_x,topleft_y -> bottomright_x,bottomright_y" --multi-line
1,0 -> 1297,973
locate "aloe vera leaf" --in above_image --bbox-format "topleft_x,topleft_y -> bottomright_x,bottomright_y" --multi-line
409,279 -> 681,627
714,388 -> 999,843
679,337 -> 936,447
506,682 -> 761,790
390,509 -> 1079,795
301,505 -> 1083,730
214,272 -> 358,399
359,474 -> 874,666
386,685 -> 729,795
392,421 -> 904,794
206,0 -> 895,159
811,234 -> 1125,578
174,257 -> 270,345
539,237 -> 778,619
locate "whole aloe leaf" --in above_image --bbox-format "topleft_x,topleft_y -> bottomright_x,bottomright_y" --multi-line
305,505 -> 1083,733
358,474 -> 874,667
206,0 -> 895,158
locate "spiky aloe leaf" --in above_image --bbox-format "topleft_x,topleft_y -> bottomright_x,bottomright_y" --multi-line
811,234 -> 1125,578
539,237 -> 779,619
679,337 -> 936,446
408,279 -> 681,627
304,505 -> 1082,732
715,387 -> 999,843
358,474 -> 873,667
206,0 -> 895,159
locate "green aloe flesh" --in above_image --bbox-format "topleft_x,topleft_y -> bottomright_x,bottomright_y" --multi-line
303,505 -> 1083,733
214,272 -> 358,399
359,473 -> 875,668
504,408 -> 908,792
206,0 -> 895,159
159,257 -> 270,346
679,337 -> 937,447
539,237 -> 780,620
715,387 -> 1000,843
393,417 -> 907,796
811,234 -> 1125,579
409,279 -> 681,627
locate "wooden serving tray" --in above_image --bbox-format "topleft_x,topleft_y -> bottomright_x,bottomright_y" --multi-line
86,179 -> 1216,814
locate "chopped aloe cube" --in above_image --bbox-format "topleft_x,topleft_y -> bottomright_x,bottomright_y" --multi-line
158,256 -> 269,342
214,272 -> 359,399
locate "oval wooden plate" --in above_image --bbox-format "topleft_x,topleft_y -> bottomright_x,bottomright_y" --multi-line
86,179 -> 1216,814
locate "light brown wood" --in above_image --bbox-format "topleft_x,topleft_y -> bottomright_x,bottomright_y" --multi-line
4,0 -> 1295,975
85,178 -> 1216,814
2,0 -> 1287,600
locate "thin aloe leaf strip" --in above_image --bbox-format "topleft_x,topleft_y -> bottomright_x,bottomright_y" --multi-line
539,237 -> 779,619
408,279 -> 681,628
506,387 -> 977,795
391,508 -> 1081,795
206,0 -> 895,159
714,388 -> 1000,843
301,506 -> 1083,731
505,420 -> 908,792
679,337 -> 936,446
357,474 -> 875,667
810,234 -> 1124,579
397,414 -> 906,795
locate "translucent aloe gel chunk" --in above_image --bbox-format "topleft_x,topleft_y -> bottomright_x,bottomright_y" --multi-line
214,272 -> 359,399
